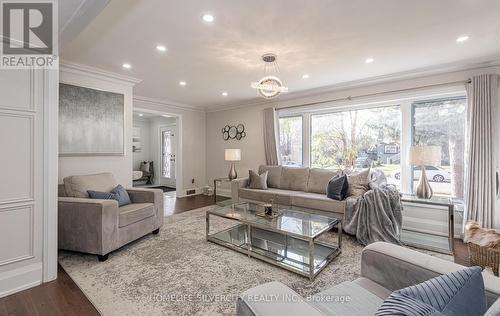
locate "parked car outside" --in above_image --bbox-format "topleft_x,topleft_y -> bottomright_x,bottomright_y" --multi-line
391,166 -> 451,182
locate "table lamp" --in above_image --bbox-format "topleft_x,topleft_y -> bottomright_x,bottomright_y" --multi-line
225,149 -> 241,180
409,145 -> 441,199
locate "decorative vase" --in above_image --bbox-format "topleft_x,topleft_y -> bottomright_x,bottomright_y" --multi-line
228,163 -> 237,180
416,166 -> 433,199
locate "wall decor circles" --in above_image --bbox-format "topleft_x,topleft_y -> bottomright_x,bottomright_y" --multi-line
222,124 -> 246,141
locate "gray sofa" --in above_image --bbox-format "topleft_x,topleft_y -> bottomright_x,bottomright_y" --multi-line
232,165 -> 346,218
58,173 -> 164,261
238,242 -> 500,315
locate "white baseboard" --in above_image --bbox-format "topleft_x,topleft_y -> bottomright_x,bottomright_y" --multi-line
0,262 -> 43,298
177,186 -> 206,198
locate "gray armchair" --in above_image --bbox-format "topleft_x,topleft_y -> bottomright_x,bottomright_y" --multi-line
58,173 -> 163,261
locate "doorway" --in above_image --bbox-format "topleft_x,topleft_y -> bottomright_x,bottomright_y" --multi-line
132,110 -> 182,197
160,125 -> 177,188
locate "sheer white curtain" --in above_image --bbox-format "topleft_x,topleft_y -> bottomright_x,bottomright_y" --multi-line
464,74 -> 499,228
263,107 -> 279,165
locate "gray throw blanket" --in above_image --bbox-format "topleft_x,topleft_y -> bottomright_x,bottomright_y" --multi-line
344,186 -> 403,246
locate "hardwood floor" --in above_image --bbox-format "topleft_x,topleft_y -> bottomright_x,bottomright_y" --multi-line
0,194 -> 472,316
163,193 -> 226,216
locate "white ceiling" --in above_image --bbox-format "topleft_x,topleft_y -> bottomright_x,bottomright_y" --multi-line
61,0 -> 500,109
132,111 -> 175,119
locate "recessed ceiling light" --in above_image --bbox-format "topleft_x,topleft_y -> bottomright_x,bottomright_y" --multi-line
122,63 -> 131,69
302,74 -> 310,79
202,14 -> 214,22
138,113 -> 144,117
456,35 -> 469,43
162,114 -> 172,118
179,81 -> 187,86
365,58 -> 374,64
222,92 -> 228,96
156,45 -> 167,52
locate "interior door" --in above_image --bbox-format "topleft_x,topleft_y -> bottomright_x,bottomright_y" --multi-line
160,125 -> 176,187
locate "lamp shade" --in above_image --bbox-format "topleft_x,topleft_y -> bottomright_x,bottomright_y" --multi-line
225,149 -> 241,161
409,145 -> 441,166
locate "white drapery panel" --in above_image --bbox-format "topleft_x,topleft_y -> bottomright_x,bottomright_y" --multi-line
263,107 -> 279,165
465,74 -> 499,228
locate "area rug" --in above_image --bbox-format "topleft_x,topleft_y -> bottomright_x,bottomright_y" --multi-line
58,206 -> 450,316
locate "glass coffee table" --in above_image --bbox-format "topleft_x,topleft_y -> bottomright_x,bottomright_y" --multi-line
206,202 -> 342,280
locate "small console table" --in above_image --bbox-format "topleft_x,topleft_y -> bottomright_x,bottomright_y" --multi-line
400,194 -> 455,255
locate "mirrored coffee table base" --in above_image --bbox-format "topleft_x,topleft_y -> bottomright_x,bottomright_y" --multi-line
206,206 -> 342,280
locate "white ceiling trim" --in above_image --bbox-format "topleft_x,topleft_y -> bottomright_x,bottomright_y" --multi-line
133,95 -> 205,113
206,56 -> 500,113
60,60 -> 142,86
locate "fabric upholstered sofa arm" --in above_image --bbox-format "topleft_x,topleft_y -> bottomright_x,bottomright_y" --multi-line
237,281 -> 324,316
58,197 -> 120,255
126,188 -> 162,204
361,242 -> 500,307
126,188 -> 164,229
231,178 -> 249,202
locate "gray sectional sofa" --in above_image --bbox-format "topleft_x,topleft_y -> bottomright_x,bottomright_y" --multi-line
232,165 -> 346,218
58,173 -> 164,261
237,242 -> 500,315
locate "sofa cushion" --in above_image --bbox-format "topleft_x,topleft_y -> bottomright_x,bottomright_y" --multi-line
87,190 -> 116,200
327,174 -> 349,200
111,184 -> 131,207
376,294 -> 443,315
239,188 -> 292,205
352,277 -> 391,300
375,267 -> 486,316
307,168 -> 340,194
63,173 -> 117,198
258,165 -> 282,188
248,170 -> 268,189
280,167 -> 310,191
311,281 -> 383,316
291,191 -> 346,214
119,203 -> 155,227
347,169 -> 370,197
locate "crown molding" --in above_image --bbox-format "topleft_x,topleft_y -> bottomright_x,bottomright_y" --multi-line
206,56 -> 500,113
133,95 -> 205,113
60,60 -> 142,86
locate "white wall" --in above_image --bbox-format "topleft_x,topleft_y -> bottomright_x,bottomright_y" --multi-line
206,64 -> 500,227
134,97 -> 206,195
58,63 -> 139,187
206,105 -> 267,183
132,118 -> 152,169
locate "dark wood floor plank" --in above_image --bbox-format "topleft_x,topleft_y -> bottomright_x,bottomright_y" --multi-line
0,194 -> 472,316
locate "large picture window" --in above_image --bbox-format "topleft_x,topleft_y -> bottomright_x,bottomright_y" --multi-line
311,105 -> 401,187
279,116 -> 303,167
412,97 -> 466,198
278,91 -> 467,198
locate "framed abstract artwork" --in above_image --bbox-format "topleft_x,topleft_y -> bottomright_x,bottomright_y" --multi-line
59,83 -> 125,156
